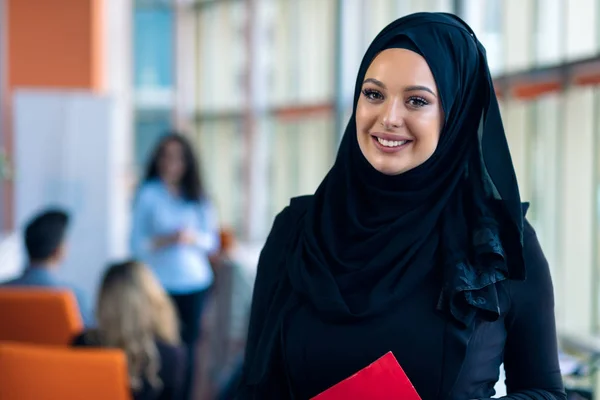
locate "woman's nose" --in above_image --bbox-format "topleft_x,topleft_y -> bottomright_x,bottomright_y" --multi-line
381,98 -> 404,129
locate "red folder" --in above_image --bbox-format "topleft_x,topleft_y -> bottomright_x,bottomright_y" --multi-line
310,352 -> 421,400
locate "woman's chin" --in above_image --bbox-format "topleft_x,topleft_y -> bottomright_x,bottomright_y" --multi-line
368,155 -> 412,176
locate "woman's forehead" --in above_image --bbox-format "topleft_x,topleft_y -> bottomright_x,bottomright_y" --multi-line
365,49 -> 435,80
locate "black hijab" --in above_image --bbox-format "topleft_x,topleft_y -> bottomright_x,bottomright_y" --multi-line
244,11 -> 526,390
288,12 -> 525,327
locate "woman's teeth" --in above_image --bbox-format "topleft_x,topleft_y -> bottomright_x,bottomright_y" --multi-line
377,137 -> 408,147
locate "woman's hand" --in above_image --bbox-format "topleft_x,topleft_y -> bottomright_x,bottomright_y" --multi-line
174,229 -> 197,245
152,229 -> 196,250
152,233 -> 178,250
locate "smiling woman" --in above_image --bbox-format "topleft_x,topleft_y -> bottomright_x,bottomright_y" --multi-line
237,12 -> 565,400
356,47 -> 443,175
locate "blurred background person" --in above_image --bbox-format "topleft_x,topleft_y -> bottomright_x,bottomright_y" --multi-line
1,208 -> 94,327
130,132 -> 220,400
71,260 -> 185,400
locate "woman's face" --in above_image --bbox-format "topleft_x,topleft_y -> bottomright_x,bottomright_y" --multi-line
158,140 -> 186,184
356,48 -> 443,175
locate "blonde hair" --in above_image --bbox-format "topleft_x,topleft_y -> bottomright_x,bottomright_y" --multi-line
94,260 -> 180,391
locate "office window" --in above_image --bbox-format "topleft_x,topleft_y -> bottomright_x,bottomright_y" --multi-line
193,1 -> 246,232
533,0 -> 563,66
364,0 -> 453,45
270,0 -> 335,106
501,99 -> 530,191
270,0 -> 295,105
482,0 -> 503,74
133,6 -> 175,174
557,86 -> 596,331
460,0 -> 504,74
196,1 -> 246,112
565,0 -> 597,60
527,95 -> 561,275
268,114 -> 335,220
193,0 -> 338,235
363,0 -> 400,44
193,117 -> 244,232
407,0 -> 453,13
594,90 -> 600,331
134,7 -> 174,107
502,0 -> 535,73
134,8 -> 173,89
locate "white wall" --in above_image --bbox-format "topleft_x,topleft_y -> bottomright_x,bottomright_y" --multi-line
13,90 -> 130,302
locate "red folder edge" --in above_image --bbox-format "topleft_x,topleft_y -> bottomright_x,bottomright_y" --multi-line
310,351 -> 421,400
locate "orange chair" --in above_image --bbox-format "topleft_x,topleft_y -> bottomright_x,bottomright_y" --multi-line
0,341 -> 131,400
0,288 -> 83,345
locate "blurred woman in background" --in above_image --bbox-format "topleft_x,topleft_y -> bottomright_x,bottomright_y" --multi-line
131,132 -> 220,400
72,260 -> 184,400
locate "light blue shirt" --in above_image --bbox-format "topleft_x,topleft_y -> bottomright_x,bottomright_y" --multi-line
1,265 -> 95,328
130,180 -> 220,294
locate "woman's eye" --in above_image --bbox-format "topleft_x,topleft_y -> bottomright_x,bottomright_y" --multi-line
407,97 -> 429,108
362,88 -> 384,101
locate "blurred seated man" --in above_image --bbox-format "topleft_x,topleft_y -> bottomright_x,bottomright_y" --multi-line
1,208 -> 94,326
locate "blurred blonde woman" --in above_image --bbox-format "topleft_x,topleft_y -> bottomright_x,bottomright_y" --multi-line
72,260 -> 186,400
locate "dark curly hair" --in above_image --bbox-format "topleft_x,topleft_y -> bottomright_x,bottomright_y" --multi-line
144,132 -> 205,201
